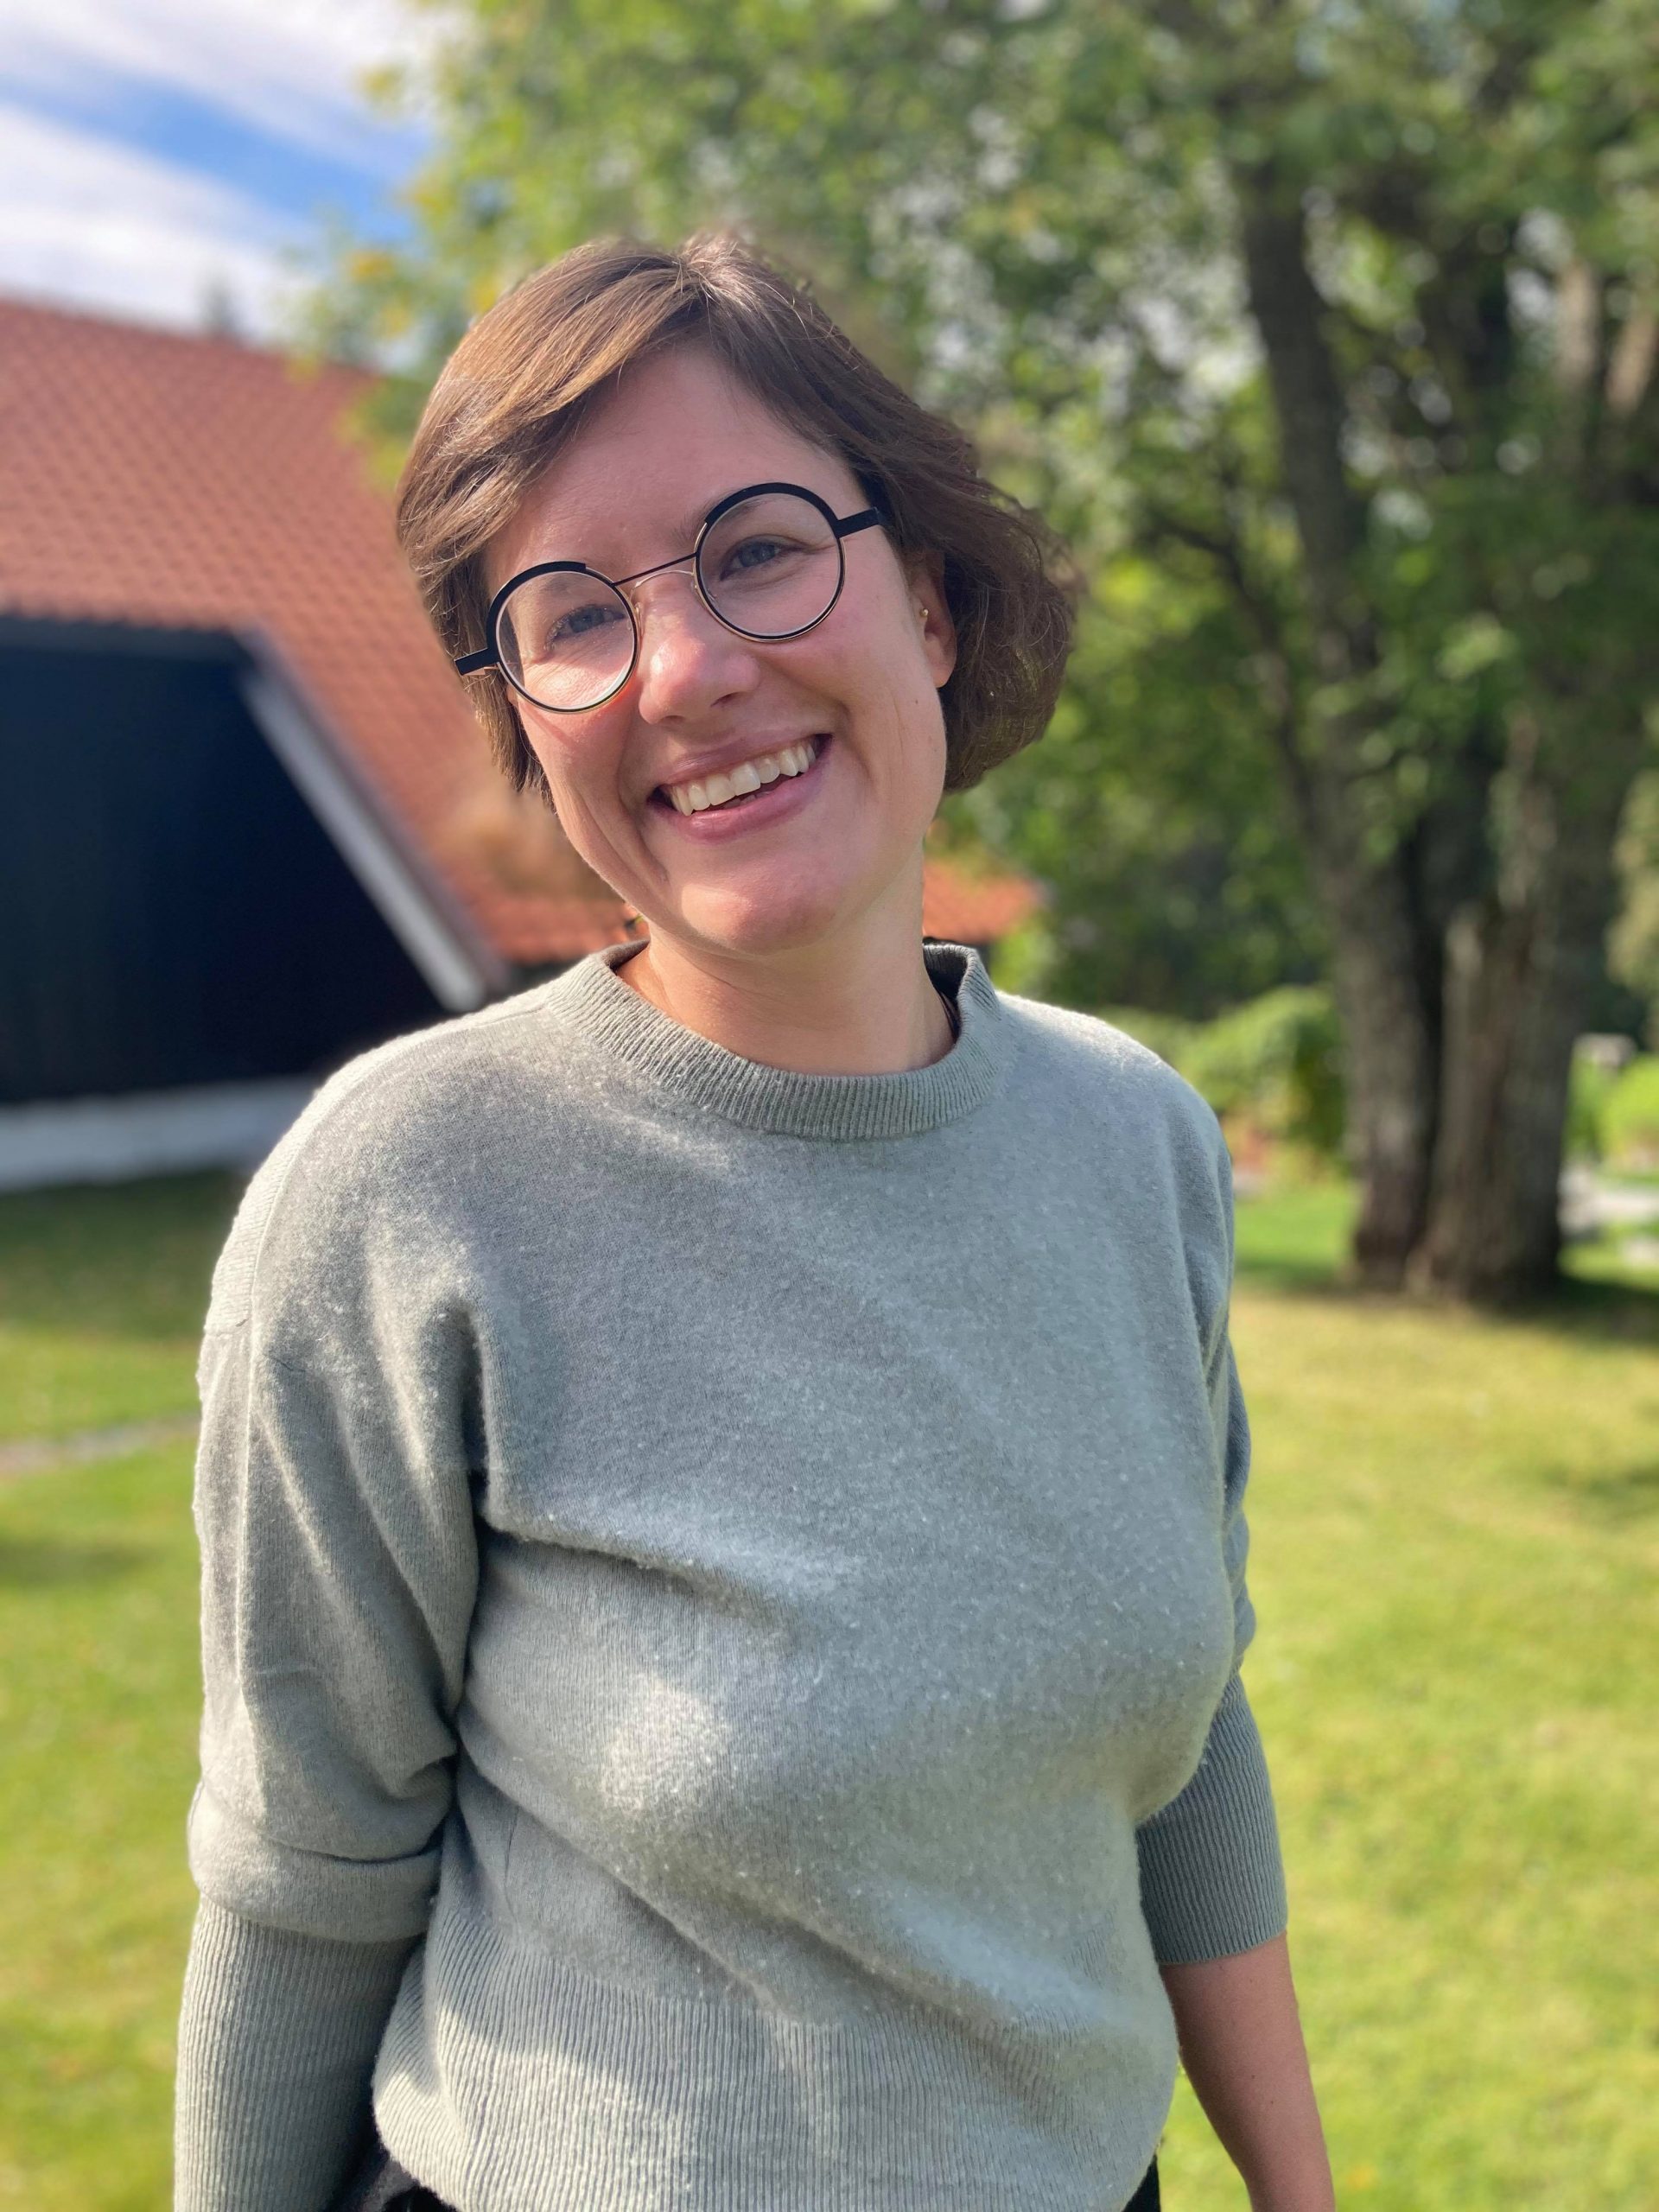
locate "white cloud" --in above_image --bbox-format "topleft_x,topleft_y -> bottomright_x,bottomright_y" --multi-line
0,0 -> 448,334
3,0 -> 445,162
0,101 -> 305,334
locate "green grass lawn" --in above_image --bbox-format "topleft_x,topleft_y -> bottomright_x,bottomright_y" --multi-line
1,1170 -> 1656,2208
0,1173 -> 245,1440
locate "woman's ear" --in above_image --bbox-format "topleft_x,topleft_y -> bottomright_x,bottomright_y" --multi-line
906,550 -> 957,690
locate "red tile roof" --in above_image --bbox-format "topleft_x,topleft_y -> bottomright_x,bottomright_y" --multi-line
0,296 -> 1041,967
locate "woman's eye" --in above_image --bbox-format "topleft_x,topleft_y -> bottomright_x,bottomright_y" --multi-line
725,535 -> 791,575
548,601 -> 626,646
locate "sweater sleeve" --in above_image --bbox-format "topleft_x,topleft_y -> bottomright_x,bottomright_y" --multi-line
175,1123 -> 483,2210
1134,1130 -> 1289,1967
174,1899 -> 416,2211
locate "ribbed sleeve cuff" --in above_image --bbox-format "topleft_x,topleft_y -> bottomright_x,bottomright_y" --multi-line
1134,1670 -> 1288,1966
174,1897 -> 417,2212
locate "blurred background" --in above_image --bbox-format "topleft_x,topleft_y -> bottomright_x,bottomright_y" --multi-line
0,2 -> 1655,2205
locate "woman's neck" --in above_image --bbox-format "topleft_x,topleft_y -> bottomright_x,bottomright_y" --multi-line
613,932 -> 957,1076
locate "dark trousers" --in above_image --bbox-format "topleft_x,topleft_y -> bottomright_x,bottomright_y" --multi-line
337,2137 -> 1161,2211
331,2136 -> 447,2212
1124,2155 -> 1162,2210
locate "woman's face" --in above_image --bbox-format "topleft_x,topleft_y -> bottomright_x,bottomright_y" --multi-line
484,343 -> 957,963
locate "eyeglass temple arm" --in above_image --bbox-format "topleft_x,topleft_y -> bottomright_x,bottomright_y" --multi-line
454,645 -> 496,675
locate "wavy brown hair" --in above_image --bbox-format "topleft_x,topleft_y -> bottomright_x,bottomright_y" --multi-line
394,231 -> 1079,804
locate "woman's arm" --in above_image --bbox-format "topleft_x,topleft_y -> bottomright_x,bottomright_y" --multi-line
1160,1930 -> 1335,2212
175,1902 -> 416,2210
1149,1118 -> 1332,2208
178,1122 -> 483,2209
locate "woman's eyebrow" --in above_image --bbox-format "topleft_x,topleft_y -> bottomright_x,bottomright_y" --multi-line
673,494 -> 721,543
527,495 -> 715,575
521,482 -> 808,580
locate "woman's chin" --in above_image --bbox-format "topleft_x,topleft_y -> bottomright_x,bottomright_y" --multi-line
656,871 -> 861,955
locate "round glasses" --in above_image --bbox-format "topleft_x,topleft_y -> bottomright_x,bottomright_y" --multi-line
454,480 -> 888,714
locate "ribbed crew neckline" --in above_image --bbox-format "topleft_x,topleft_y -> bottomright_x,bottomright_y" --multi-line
543,937 -> 1009,1141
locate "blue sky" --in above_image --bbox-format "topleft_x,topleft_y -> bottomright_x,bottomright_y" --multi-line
1,0 -> 433,335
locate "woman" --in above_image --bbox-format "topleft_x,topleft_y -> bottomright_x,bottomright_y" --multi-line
174,232 -> 1334,2212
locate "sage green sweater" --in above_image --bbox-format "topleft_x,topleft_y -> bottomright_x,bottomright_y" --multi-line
175,937 -> 1287,2212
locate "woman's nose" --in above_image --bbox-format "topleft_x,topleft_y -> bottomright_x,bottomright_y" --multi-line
626,568 -> 760,720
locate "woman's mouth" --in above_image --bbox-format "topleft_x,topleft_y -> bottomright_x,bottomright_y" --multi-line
650,733 -> 833,836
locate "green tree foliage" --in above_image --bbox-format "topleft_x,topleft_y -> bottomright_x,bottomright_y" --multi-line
309,0 -> 1659,1298
319,0 -> 1337,1019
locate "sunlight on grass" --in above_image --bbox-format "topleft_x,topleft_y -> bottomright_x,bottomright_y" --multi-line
0,1445 -> 201,2208
0,1175 -> 241,1440
1231,1179 -> 1357,1287
1230,1171 -> 1659,1300
1154,1283 -> 1659,2210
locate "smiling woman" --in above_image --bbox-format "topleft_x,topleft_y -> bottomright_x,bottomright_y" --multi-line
466,341 -> 971,1071
173,232 -> 1334,2212
391,234 -> 1077,1077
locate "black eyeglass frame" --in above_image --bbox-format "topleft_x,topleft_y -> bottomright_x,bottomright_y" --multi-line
453,480 -> 888,713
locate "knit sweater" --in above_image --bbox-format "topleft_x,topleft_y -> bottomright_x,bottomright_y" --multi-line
175,936 -> 1287,2212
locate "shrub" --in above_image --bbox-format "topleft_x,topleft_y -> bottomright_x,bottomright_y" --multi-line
1600,1055 -> 1659,1170
985,912 -> 1058,1001
1088,985 -> 1345,1160
1176,986 -> 1346,1160
1096,1006 -> 1199,1071
1565,1053 -> 1619,1164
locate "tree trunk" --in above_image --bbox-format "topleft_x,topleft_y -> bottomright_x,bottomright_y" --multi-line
1315,847 -> 1440,1287
1230,162 -> 1652,1306
1233,170 -> 1443,1284
1411,719 -> 1632,1303
1411,899 -> 1573,1300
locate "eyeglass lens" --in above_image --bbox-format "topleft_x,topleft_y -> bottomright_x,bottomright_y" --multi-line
495,490 -> 843,710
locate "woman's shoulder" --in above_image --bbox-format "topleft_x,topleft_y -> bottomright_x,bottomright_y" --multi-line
995,986 -> 1225,1151
994,987 -> 1235,1273
200,981 -> 564,1337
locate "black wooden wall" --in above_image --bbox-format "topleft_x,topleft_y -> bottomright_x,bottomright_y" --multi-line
0,628 -> 446,1104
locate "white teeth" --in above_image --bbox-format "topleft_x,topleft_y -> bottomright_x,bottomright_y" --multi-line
665,739 -> 819,816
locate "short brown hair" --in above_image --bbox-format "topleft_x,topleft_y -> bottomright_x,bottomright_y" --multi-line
394,231 -> 1079,804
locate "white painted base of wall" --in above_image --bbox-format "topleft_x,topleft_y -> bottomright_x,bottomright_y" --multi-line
0,1078 -> 316,1192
